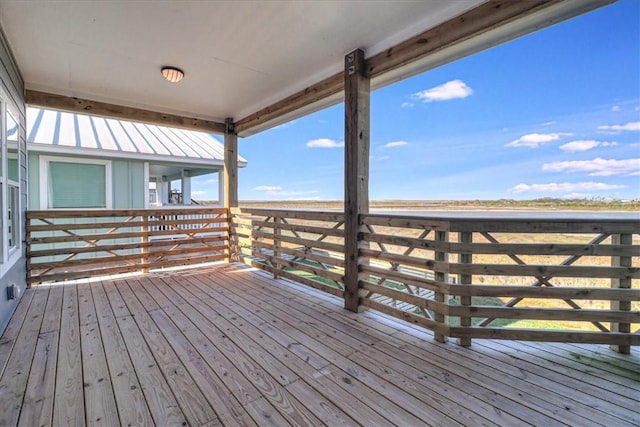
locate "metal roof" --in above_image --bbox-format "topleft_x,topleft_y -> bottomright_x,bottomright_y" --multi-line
26,107 -> 247,167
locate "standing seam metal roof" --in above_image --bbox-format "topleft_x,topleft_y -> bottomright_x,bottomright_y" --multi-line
26,107 -> 247,166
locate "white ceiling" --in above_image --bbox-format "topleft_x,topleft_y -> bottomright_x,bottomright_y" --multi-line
0,0 -> 485,123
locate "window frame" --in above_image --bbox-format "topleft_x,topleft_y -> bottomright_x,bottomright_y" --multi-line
0,89 -> 22,274
39,155 -> 113,210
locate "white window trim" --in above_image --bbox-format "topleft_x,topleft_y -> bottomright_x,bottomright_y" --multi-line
39,155 -> 113,210
143,161 -> 150,208
0,92 -> 22,276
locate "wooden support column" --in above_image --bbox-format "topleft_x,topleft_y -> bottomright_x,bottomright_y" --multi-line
610,233 -> 631,354
224,118 -> 239,263
344,49 -> 370,312
224,118 -> 238,208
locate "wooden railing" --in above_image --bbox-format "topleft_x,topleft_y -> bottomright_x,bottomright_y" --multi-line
230,207 -> 346,297
26,207 -> 639,351
26,208 -> 229,284
232,208 -> 639,352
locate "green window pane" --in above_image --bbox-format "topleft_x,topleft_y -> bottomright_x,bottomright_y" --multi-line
48,161 -> 106,208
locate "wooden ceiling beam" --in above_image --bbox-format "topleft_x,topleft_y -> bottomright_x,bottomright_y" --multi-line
235,73 -> 343,135
236,0 -> 608,136
364,0 -> 559,80
25,90 -> 227,134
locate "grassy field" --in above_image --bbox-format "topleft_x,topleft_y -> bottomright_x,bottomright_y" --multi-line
236,198 -> 640,211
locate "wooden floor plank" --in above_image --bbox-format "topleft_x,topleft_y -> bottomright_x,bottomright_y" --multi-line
91,282 -> 155,426
521,340 -> 640,381
148,308 -> 254,427
180,273 -> 331,371
216,272 -> 497,426
123,292 -> 220,426
244,396 -> 294,427
235,268 -> 621,426
149,277 -> 300,387
206,271 -> 464,426
77,281 -> 98,326
0,287 -> 35,377
159,274 -> 358,425
40,284 -> 63,333
18,330 -> 59,427
1,263 -> 636,427
125,277 -> 160,313
353,304 -> 640,426
80,322 -> 119,426
114,313 -> 188,427
0,285 -> 49,427
102,279 -> 131,319
390,327 -> 639,425
53,284 -> 85,427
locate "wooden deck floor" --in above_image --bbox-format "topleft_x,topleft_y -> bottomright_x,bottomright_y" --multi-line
1,263 -> 638,427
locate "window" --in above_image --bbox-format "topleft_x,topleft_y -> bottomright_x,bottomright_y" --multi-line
0,91 -> 22,271
6,111 -> 19,252
40,156 -> 112,209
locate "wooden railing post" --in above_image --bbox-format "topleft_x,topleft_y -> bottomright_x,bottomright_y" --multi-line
458,231 -> 472,346
141,212 -> 149,274
25,215 -> 32,288
226,208 -> 235,263
434,230 -> 449,343
273,217 -> 281,279
610,233 -> 631,354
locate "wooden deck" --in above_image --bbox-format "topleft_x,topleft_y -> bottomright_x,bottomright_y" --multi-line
1,263 -> 638,426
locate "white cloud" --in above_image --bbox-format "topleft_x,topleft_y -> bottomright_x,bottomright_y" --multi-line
382,140 -> 408,149
559,140 -> 618,153
401,102 -> 414,108
611,105 -> 621,112
542,158 -> 640,176
510,182 -> 626,194
191,190 -> 209,197
597,121 -> 640,133
412,79 -> 473,103
254,185 -> 282,192
541,121 -> 557,126
505,132 -> 572,148
371,155 -> 390,161
306,138 -> 344,148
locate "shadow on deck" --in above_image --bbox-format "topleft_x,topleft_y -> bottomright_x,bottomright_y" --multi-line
1,263 -> 638,426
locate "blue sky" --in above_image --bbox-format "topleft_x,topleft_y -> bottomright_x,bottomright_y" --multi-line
194,0 -> 640,201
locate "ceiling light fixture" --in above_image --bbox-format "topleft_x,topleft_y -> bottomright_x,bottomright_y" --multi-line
161,66 -> 184,83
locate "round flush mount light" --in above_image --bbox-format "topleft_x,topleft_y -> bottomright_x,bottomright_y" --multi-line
161,66 -> 184,83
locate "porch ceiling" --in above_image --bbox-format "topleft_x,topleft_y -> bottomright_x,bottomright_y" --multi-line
0,1 -> 610,136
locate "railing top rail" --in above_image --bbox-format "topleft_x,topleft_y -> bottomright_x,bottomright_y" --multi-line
27,207 -> 229,219
233,207 -> 345,220
363,212 -> 640,233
